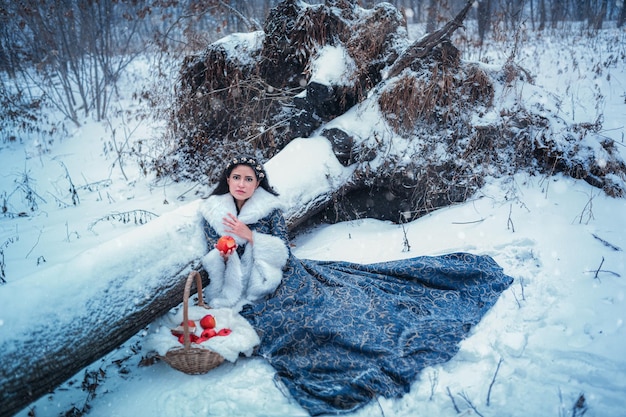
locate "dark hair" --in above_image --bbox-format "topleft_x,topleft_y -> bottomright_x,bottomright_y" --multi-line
211,156 -> 279,196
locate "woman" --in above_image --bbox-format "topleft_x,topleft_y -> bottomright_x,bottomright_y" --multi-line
199,156 -> 513,416
199,156 -> 289,311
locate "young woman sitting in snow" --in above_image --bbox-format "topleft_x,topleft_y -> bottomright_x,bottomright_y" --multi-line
199,156 -> 289,311
199,155 -> 513,416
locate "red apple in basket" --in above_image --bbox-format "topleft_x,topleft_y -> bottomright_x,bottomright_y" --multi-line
216,235 -> 236,253
217,328 -> 232,336
171,320 -> 196,336
200,314 -> 216,329
177,333 -> 200,344
181,319 -> 196,328
201,328 -> 217,339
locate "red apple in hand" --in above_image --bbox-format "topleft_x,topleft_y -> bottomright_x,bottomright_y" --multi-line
200,314 -> 216,329
216,235 -> 236,253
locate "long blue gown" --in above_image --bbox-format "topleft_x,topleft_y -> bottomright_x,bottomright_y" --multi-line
208,209 -> 514,415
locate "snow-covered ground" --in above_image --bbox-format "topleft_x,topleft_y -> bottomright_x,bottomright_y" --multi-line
1,21 -> 625,417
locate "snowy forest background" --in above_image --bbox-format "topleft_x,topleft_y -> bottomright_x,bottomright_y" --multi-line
2,0 -> 625,135
1,1 -> 626,417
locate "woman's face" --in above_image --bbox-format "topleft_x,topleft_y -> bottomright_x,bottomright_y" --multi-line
227,165 -> 259,204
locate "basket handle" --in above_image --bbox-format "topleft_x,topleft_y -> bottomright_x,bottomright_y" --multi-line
182,270 -> 208,349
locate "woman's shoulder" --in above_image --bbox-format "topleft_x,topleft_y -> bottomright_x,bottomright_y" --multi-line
199,193 -> 233,220
267,207 -> 285,219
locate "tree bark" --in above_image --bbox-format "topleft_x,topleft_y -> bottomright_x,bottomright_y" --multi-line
477,0 -> 492,45
386,0 -> 473,80
551,0 -> 566,28
619,0 -> 626,27
592,0 -> 608,30
538,0 -> 547,31
426,0 -> 438,33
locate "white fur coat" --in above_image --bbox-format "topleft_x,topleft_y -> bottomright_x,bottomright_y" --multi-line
198,188 -> 289,311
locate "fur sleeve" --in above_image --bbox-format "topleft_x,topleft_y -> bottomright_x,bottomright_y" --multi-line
201,212 -> 245,308
245,231 -> 289,301
201,249 -> 226,296
202,249 -> 247,309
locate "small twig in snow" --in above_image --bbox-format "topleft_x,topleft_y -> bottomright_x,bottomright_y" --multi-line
591,233 -> 622,251
0,250 -> 6,284
451,218 -> 485,225
446,387 -> 461,414
585,256 -> 621,280
88,209 -> 159,233
25,227 -> 43,259
594,257 -> 605,280
1,233 -> 19,283
65,221 -> 80,242
486,357 -> 503,406
428,369 -> 439,401
575,189 -> 596,225
56,159 -> 80,206
507,204 -> 515,232
512,290 -> 522,308
47,191 -> 72,209
400,220 -> 411,252
571,393 -> 588,417
458,391 -> 485,417
589,269 -> 621,278
78,176 -> 112,192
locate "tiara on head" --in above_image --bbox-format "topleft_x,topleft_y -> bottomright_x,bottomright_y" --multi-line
227,157 -> 266,179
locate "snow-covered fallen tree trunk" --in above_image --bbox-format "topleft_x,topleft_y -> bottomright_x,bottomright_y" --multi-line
0,201 -> 206,417
268,137 -> 357,228
0,137 -> 349,417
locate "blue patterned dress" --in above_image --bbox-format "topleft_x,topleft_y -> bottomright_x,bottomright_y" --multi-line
211,209 -> 513,415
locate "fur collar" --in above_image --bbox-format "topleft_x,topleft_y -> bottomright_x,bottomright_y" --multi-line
199,188 -> 283,237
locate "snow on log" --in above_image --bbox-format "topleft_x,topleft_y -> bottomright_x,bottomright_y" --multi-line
0,202 -> 205,417
267,136 -> 356,229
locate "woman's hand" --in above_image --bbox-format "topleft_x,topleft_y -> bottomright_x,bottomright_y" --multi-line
222,213 -> 254,245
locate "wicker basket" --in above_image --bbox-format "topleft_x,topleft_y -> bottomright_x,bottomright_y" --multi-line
160,270 -> 225,374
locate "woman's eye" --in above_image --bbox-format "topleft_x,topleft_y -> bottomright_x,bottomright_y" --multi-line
246,177 -> 254,182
